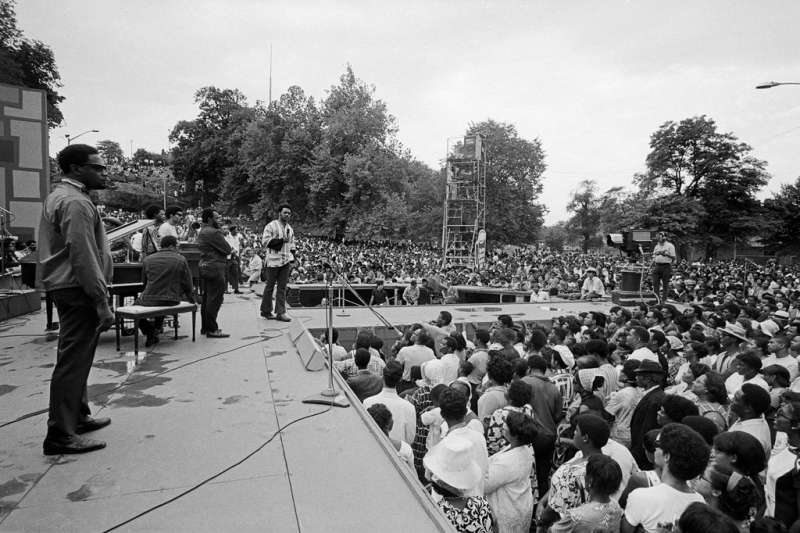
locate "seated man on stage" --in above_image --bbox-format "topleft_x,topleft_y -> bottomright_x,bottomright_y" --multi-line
137,235 -> 195,347
580,267 -> 605,300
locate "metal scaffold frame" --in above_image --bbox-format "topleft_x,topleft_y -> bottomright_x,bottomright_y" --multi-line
441,134 -> 487,269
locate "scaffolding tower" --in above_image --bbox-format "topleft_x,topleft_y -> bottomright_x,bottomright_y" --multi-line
441,134 -> 487,269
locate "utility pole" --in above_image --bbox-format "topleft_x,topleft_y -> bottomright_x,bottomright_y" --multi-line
268,43 -> 273,105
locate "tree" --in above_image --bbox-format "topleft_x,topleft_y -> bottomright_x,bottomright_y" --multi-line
0,0 -> 64,127
541,222 -> 570,251
96,140 -> 124,165
636,115 -> 770,257
566,180 -> 602,252
464,120 -> 546,245
169,87 -> 250,206
763,177 -> 800,253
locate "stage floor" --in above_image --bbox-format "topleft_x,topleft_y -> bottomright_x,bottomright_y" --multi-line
0,290 -> 452,532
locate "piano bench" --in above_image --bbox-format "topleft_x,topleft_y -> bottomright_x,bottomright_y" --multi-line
115,302 -> 197,356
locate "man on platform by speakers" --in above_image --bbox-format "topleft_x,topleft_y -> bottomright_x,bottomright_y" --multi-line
651,231 -> 676,304
39,144 -> 113,455
260,204 -> 296,322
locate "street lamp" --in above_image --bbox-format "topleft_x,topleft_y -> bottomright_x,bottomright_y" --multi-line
755,81 -> 800,89
65,129 -> 99,145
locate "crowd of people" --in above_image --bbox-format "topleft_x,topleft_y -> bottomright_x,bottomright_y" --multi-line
327,294 -> 800,532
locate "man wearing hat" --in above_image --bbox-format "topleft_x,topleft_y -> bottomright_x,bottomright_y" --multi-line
580,267 -> 605,300
713,323 -> 750,377
629,360 -> 666,469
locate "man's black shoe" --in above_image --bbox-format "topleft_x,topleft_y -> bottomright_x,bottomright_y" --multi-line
43,435 -> 106,455
261,312 -> 275,319
206,330 -> 230,338
233,290 -> 242,294
76,416 -> 111,434
275,314 -> 291,322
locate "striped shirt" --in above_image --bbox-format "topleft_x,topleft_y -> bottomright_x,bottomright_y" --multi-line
261,219 -> 295,267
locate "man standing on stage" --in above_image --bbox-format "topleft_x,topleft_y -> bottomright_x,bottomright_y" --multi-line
651,231 -> 676,304
39,144 -> 113,455
197,208 -> 231,338
260,204 -> 296,322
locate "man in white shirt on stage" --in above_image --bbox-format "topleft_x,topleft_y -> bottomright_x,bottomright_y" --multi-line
260,205 -> 296,322
157,205 -> 185,241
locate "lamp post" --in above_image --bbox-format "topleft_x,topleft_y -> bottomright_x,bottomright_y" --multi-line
755,81 -> 800,89
65,129 -> 99,145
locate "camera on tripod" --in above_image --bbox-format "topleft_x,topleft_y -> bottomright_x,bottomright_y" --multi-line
606,230 -> 656,259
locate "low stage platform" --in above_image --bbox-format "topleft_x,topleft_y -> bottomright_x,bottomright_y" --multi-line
0,288 -> 614,532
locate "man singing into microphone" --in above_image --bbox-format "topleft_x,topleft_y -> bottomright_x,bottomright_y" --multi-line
260,204 -> 296,322
651,231 -> 676,304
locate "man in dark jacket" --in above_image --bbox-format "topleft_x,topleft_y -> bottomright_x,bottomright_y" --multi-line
38,144 -> 114,455
629,360 -> 666,468
196,209 -> 231,338
137,235 -> 195,347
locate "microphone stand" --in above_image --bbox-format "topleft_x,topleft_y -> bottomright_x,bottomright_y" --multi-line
302,275 -> 349,407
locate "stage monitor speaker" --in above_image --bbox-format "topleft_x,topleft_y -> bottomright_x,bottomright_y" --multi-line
288,322 -> 326,372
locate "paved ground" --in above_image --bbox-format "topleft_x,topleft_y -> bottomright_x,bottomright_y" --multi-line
0,289 -> 451,533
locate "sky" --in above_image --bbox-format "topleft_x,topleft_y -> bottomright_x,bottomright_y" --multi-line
15,0 -> 800,224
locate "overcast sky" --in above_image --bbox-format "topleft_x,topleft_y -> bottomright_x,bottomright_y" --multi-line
16,0 -> 800,224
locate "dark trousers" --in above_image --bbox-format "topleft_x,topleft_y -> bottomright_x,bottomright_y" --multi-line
532,433 -> 556,498
652,263 -> 672,303
47,288 -> 100,439
260,263 -> 291,316
200,263 -> 226,333
226,257 -> 240,291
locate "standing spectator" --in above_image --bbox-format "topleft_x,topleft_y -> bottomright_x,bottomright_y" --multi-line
728,384 -> 772,456
140,204 -> 164,259
629,360 -> 666,469
539,414 -> 610,529
196,208 -> 231,338
346,349 -> 384,401
363,361 -> 416,445
550,455 -> 624,533
157,205 -> 184,240
366,403 -> 414,468
485,411 -> 537,533
622,424 -> 709,533
767,396 -> 800,528
477,356 -> 513,426
691,371 -> 730,431
651,231 -> 676,304
39,144 -> 113,455
223,225 -> 242,294
604,360 -> 643,448
424,436 -> 493,533
522,354 -> 563,497
260,204 -> 296,322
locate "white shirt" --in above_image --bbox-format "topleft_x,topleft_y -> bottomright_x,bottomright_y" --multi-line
574,439 -> 638,501
581,276 -> 605,296
625,483 -> 704,533
440,353 -> 460,385
761,354 -> 799,381
652,241 -> 676,265
629,347 -> 659,363
363,389 -> 416,445
485,445 -> 535,533
728,416 -> 772,457
724,373 -> 769,398
158,221 -> 180,240
396,344 -> 436,381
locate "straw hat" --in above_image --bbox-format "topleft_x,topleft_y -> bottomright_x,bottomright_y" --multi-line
717,323 -> 749,342
423,436 -> 482,491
